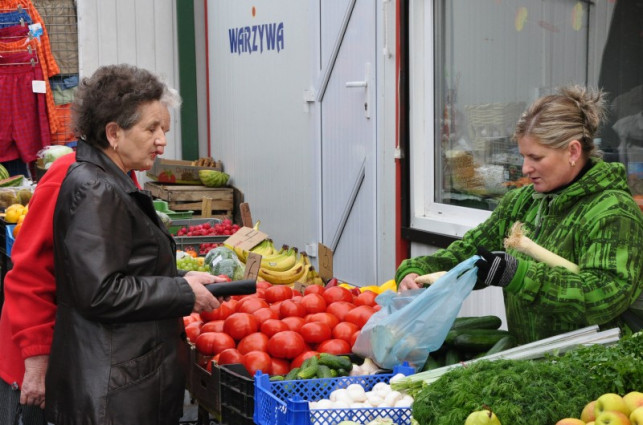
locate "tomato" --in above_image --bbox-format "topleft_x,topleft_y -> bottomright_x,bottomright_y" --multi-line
267,331 -> 308,359
260,319 -> 288,337
237,332 -> 269,354
279,300 -> 307,318
268,300 -> 283,317
252,307 -> 278,324
184,321 -> 202,343
316,338 -> 351,355
264,285 -> 293,303
322,286 -> 354,304
290,350 -> 319,369
300,293 -> 327,314
305,312 -> 339,330
183,312 -> 203,326
373,304 -> 382,312
299,322 -> 332,344
216,274 -> 232,282
354,290 -> 378,307
291,295 -> 303,304
224,299 -> 239,312
242,350 -> 272,376
270,357 -> 291,376
195,332 -> 236,356
238,297 -> 269,314
201,320 -> 225,333
344,305 -> 376,329
218,348 -> 244,365
332,321 -> 359,342
223,313 -> 258,341
200,302 -> 233,322
256,280 -> 272,290
303,285 -> 325,296
281,316 -> 306,333
350,330 -> 360,347
325,301 -> 356,322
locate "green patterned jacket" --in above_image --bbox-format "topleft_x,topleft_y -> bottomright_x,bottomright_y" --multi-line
395,159 -> 643,344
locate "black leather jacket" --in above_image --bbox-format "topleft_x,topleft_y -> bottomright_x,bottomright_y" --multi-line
45,141 -> 195,425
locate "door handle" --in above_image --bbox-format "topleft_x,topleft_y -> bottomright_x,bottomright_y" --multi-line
344,63 -> 372,118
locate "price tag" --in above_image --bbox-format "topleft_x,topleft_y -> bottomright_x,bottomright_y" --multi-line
32,80 -> 46,93
224,226 -> 267,251
239,203 -> 253,228
317,243 -> 333,283
244,252 -> 261,280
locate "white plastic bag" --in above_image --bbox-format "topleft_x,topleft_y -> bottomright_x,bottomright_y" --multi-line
353,256 -> 479,369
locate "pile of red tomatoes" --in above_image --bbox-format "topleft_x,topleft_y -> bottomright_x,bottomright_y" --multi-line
183,281 -> 380,377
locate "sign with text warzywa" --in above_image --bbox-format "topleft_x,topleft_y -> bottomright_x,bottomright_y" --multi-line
224,227 -> 267,252
228,22 -> 284,55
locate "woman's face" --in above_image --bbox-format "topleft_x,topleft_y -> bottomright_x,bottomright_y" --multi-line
108,100 -> 170,172
518,135 -> 577,193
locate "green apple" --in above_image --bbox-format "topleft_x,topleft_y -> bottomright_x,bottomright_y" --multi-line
582,400 -> 598,423
464,408 -> 502,425
595,410 -> 632,425
595,393 -> 630,417
555,418 -> 585,425
624,392 -> 643,415
630,406 -> 643,425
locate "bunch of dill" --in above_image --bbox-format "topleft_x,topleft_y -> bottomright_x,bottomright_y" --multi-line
411,332 -> 643,425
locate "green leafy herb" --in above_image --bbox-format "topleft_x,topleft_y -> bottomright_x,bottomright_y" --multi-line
411,332 -> 643,425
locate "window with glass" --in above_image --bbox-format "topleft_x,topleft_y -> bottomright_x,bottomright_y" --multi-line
409,0 -> 642,238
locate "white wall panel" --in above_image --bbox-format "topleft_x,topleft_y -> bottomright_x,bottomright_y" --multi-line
208,1 -> 317,252
76,0 -> 182,161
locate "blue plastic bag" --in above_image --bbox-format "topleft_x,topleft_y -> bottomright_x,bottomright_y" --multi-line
352,256 -> 479,369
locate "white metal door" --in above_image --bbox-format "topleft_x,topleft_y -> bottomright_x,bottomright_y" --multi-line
319,0 -> 377,286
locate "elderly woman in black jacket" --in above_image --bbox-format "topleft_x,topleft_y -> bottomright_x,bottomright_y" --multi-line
46,64 -> 223,425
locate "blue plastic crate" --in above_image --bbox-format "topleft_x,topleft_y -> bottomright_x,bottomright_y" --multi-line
254,363 -> 415,425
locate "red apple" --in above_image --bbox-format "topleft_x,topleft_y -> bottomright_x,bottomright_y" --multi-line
623,392 -> 643,416
555,418 -> 585,425
581,400 -> 597,423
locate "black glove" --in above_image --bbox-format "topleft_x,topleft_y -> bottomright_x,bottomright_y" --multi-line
475,246 -> 519,288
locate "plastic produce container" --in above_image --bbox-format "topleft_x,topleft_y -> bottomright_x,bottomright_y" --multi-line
254,363 -> 415,425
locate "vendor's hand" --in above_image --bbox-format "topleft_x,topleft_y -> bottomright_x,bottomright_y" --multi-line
475,246 -> 519,288
184,273 -> 221,313
398,273 -> 421,292
21,355 -> 48,409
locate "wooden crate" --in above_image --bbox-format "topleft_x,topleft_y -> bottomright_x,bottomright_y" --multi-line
144,182 -> 234,218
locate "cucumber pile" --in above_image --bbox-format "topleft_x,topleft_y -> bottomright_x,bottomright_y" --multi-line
270,353 -> 354,381
421,315 -> 514,371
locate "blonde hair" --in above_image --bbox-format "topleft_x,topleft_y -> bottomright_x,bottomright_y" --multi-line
513,85 -> 607,158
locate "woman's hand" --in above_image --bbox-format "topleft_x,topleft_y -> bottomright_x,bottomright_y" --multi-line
21,355 -> 48,409
184,271 -> 229,283
398,273 -> 421,292
184,273 -> 222,313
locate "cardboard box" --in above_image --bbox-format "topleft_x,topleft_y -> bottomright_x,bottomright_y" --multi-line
146,158 -> 223,184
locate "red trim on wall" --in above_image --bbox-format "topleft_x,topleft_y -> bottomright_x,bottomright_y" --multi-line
395,0 -> 409,268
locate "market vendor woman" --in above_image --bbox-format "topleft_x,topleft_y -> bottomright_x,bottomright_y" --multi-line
396,85 -> 643,344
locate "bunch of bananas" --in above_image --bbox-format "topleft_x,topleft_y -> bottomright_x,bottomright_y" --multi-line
226,239 -> 324,286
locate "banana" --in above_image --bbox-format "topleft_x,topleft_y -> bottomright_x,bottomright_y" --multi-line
259,253 -> 307,285
251,239 -> 275,256
223,243 -> 248,263
260,246 -> 298,272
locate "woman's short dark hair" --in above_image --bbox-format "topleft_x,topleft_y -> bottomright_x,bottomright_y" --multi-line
72,64 -> 166,149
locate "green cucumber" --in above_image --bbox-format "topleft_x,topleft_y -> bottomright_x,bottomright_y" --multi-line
421,354 -> 442,372
297,356 -> 319,379
270,375 -> 285,381
484,334 -> 516,356
452,329 -> 511,352
451,315 -> 502,331
318,353 -> 352,371
444,349 -> 461,366
316,364 -> 333,379
285,367 -> 300,381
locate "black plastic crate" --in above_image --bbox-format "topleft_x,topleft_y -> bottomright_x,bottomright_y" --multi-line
219,363 -> 254,424
189,350 -> 221,421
